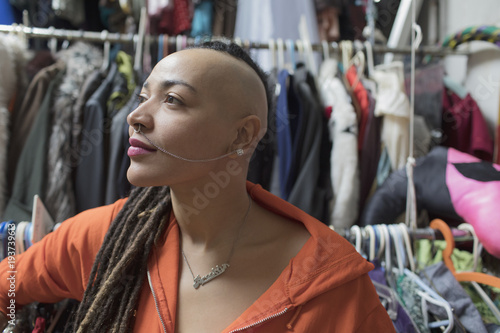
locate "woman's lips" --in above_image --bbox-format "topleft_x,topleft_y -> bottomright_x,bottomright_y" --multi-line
128,138 -> 156,156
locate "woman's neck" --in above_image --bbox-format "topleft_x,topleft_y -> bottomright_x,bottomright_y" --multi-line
170,177 -> 251,250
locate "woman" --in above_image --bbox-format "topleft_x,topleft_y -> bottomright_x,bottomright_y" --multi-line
0,41 -> 394,332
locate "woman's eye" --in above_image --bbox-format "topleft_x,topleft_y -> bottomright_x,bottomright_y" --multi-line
136,94 -> 147,104
165,95 -> 181,105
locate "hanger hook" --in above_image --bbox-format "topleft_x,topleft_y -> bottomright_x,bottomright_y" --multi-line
412,23 -> 423,50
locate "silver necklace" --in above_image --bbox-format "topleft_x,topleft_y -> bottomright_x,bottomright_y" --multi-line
181,196 -> 252,289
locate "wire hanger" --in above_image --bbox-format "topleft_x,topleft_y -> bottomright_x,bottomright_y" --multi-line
430,219 -> 500,289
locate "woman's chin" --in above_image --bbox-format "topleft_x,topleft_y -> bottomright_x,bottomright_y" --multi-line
127,170 -> 163,188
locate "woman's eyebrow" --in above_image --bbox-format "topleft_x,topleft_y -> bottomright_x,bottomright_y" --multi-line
142,80 -> 197,93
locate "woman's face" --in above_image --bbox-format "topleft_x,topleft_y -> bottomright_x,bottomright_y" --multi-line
126,48 -> 264,188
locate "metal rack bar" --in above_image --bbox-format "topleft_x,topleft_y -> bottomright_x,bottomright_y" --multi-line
0,24 -> 471,57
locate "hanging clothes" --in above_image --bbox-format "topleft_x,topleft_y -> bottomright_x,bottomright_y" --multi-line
74,62 -> 118,214
287,65 -> 330,222
441,89 -> 494,162
104,86 -> 139,204
247,70 -> 277,191
419,262 -> 488,333
71,70 -> 106,175
7,59 -> 59,197
345,65 -> 370,152
274,69 -> 295,200
45,42 -> 103,223
318,58 -> 359,229
359,90 -> 382,216
212,0 -> 237,38
190,0 -> 214,38
0,33 -> 30,218
3,64 -> 66,222
372,61 -> 410,173
234,0 -> 320,73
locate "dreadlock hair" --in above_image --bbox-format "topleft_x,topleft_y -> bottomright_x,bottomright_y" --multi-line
68,40 -> 272,333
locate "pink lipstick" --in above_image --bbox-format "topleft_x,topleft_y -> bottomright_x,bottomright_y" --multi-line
128,138 -> 156,156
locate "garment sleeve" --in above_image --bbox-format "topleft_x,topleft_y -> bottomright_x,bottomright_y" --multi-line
0,199 -> 127,315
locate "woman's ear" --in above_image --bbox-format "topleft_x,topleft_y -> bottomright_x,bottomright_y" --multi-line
232,115 -> 262,150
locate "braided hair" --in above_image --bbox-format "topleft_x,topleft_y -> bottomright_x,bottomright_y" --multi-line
68,41 -> 272,332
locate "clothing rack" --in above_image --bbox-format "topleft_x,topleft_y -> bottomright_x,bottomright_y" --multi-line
336,225 -> 474,244
0,24 -> 471,57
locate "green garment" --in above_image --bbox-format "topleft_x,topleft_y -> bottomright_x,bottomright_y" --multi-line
3,65 -> 65,222
415,239 -> 480,272
107,51 -> 135,112
415,239 -> 500,325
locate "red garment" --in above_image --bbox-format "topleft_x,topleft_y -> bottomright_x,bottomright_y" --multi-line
346,66 -> 370,151
172,0 -> 191,35
0,182 -> 394,332
32,317 -> 46,333
442,89 -> 494,161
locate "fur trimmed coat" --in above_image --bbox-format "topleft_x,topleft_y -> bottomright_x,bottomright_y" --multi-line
0,34 -> 30,218
45,42 -> 103,222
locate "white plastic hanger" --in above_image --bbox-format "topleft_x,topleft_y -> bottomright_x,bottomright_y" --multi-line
350,225 -> 362,254
268,39 -> 276,70
364,225 -> 376,261
100,30 -> 111,73
295,39 -> 304,64
286,39 -> 296,72
405,268 -> 454,332
322,40 -> 330,61
276,38 -> 285,71
419,290 -> 454,333
398,223 -> 416,272
388,225 -> 405,275
457,223 -> 500,322
374,224 -> 386,261
176,34 -> 183,52
133,7 -> 147,79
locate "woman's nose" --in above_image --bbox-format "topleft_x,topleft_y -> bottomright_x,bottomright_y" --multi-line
127,100 -> 151,127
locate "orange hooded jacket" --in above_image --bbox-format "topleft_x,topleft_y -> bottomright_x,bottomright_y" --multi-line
0,182 -> 395,332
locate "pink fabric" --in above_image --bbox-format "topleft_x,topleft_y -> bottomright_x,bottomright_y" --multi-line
495,124 -> 500,165
446,148 -> 500,258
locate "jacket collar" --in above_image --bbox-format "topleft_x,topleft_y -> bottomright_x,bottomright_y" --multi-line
222,182 -> 373,331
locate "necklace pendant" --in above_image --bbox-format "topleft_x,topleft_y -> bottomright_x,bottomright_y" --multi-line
192,263 -> 230,289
